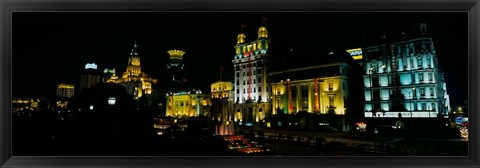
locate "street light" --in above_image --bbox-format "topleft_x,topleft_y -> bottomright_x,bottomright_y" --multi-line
108,97 -> 116,105
369,67 -> 374,117
402,87 -> 416,118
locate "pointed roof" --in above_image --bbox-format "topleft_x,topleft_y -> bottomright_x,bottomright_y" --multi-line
130,39 -> 139,56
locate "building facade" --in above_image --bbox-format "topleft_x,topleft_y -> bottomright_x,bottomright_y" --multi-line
165,90 -> 211,117
56,83 -> 75,109
211,81 -> 235,135
269,63 -> 351,116
232,25 -> 271,126
12,98 -> 41,113
80,63 -> 101,91
362,23 -> 450,119
106,40 -> 158,99
56,83 -> 75,98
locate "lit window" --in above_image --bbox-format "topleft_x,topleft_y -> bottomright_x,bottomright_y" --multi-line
328,83 -> 333,91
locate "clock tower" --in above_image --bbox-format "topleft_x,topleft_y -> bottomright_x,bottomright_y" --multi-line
108,39 -> 157,99
125,40 -> 142,77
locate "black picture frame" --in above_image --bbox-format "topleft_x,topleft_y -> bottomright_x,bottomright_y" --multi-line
1,0 -> 479,167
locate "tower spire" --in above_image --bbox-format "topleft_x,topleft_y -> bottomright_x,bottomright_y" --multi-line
261,17 -> 268,25
130,38 -> 139,56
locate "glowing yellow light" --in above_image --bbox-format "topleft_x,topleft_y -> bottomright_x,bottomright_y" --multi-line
237,33 -> 246,44
257,26 -> 268,38
57,84 -> 75,89
167,50 -> 186,60
346,48 -> 363,60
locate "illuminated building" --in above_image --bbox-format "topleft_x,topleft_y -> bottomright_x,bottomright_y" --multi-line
102,68 -> 117,82
270,63 -> 351,115
106,40 -> 158,99
211,81 -> 234,99
56,83 -> 75,98
232,23 -> 271,126
362,23 -> 451,118
12,98 -> 40,112
211,81 -> 235,135
165,89 -> 211,117
80,63 -> 101,91
166,50 -> 187,92
56,83 -> 74,109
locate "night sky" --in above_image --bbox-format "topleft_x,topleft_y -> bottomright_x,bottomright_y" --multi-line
13,12 -> 468,106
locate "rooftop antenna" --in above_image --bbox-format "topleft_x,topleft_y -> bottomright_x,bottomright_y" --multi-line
262,17 -> 268,25
219,66 -> 224,81
241,24 -> 247,32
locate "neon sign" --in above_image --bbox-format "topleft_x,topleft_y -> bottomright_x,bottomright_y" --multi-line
346,48 -> 363,60
85,63 -> 97,69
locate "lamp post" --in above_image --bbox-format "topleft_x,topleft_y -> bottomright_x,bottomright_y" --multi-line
402,87 -> 415,118
369,67 -> 374,117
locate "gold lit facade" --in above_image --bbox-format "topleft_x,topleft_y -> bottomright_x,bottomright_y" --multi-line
106,40 -> 157,99
12,98 -> 41,112
211,81 -> 235,135
270,63 -> 351,115
166,90 -> 211,117
56,83 -> 75,98
211,81 -> 234,99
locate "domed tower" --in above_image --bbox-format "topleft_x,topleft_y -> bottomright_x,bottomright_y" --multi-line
237,24 -> 247,44
232,19 -> 272,126
166,50 -> 186,92
257,26 -> 268,39
237,33 -> 246,44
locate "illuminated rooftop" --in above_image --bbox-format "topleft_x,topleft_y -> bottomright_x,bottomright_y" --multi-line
237,33 -> 246,44
57,83 -> 75,89
257,26 -> 268,38
168,50 -> 186,60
